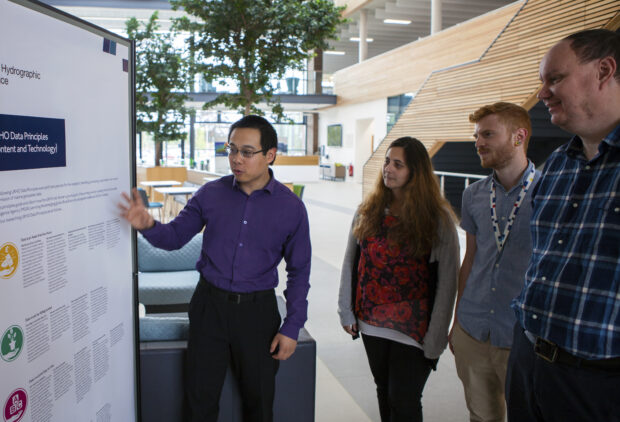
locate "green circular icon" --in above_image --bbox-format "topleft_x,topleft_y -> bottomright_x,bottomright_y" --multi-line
1,325 -> 24,363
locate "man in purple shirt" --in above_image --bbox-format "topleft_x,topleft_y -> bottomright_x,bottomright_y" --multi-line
120,115 -> 311,422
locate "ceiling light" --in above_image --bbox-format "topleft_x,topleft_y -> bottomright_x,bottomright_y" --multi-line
324,51 -> 346,55
349,37 -> 374,42
383,19 -> 411,25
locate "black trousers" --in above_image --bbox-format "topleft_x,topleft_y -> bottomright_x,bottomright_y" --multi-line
505,323 -> 620,422
362,334 -> 435,422
185,279 -> 281,422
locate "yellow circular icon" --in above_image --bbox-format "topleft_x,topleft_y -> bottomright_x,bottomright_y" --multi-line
0,243 -> 19,279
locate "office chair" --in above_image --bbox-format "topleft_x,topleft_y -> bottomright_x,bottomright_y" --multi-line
293,184 -> 305,200
138,187 -> 163,220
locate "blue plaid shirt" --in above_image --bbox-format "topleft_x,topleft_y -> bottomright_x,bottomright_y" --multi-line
512,123 -> 620,359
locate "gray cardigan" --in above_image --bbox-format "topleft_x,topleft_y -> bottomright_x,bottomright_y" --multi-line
337,211 -> 460,359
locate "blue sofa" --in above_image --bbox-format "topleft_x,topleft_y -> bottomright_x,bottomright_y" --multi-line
137,233 -> 316,421
139,298 -> 316,422
137,232 -> 202,313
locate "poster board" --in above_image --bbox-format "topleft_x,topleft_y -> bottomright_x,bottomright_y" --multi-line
0,1 -> 137,421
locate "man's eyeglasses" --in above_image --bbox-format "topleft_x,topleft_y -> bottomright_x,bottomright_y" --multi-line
225,145 -> 265,159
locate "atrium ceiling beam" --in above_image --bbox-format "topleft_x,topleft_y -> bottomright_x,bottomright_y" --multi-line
431,0 -> 442,34
358,8 -> 368,62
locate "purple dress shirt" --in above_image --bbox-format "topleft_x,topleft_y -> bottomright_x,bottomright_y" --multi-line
141,172 -> 311,340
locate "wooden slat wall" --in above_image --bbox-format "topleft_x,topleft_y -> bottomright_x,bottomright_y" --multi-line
333,2 -> 524,106
362,0 -> 620,195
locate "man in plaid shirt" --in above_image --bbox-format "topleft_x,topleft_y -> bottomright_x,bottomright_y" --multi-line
507,29 -> 620,421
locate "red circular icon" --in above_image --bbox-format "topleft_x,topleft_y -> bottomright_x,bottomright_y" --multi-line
3,388 -> 27,422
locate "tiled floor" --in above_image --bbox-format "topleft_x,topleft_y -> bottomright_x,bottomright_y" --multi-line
277,179 -> 469,422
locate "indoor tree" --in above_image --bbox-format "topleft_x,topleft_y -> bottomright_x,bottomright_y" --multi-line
171,0 -> 346,118
126,12 -> 192,166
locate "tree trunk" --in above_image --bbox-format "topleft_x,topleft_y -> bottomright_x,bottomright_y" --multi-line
155,113 -> 165,166
155,141 -> 162,167
242,84 -> 252,115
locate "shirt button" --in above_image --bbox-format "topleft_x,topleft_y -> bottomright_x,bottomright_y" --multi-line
542,276 -> 546,281
239,243 -> 243,247
243,220 -> 247,224
558,239 -> 563,245
532,314 -> 538,320
572,203 -> 578,208
585,165 -> 591,170
501,216 -> 506,221
491,287 -> 496,292
490,309 -> 495,314
495,263 -> 500,268
615,207 -> 620,213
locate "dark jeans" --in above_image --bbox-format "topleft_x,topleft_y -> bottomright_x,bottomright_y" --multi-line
185,280 -> 281,422
506,323 -> 620,422
362,334 -> 435,422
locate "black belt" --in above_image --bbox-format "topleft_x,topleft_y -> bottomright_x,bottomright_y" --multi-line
530,334 -> 620,371
200,277 -> 274,304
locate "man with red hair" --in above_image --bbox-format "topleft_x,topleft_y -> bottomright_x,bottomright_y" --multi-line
450,102 -> 540,422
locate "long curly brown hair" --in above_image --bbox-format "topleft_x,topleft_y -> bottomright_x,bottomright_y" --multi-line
353,137 -> 455,257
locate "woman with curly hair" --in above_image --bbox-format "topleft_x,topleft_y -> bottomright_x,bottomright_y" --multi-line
338,136 -> 460,422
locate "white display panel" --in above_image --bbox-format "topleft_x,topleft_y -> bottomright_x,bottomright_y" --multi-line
0,1 -> 137,421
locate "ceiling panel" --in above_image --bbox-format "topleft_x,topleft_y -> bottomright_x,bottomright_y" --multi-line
325,0 -> 516,73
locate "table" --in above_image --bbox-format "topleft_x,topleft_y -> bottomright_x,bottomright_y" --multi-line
319,164 -> 332,180
319,164 -> 345,181
155,186 -> 200,221
141,180 -> 182,187
140,180 -> 181,203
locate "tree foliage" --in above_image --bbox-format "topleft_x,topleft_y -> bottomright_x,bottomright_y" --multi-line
171,0 -> 346,117
126,12 -> 191,166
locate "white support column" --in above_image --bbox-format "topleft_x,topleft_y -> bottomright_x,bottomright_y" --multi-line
359,8 -> 368,62
431,0 -> 442,34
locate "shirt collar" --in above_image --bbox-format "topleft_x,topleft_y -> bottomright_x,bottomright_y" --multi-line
521,160 -> 536,183
231,168 -> 276,194
603,122 -> 620,148
565,122 -> 620,159
491,160 -> 535,192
